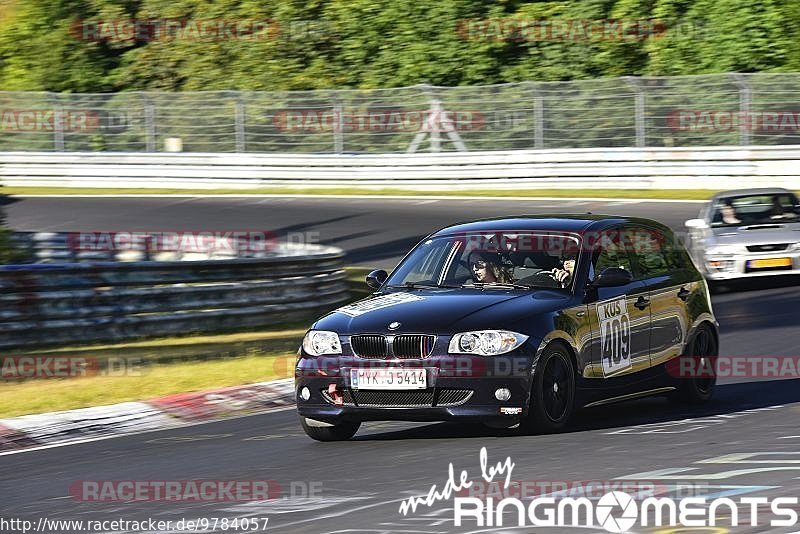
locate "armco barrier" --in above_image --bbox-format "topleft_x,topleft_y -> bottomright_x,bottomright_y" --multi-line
11,231 -> 283,263
1,146 -> 799,190
0,242 -> 348,349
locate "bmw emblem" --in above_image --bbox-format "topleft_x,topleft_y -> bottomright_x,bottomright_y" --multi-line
388,321 -> 401,330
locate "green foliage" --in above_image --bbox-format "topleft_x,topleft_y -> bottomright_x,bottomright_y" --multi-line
0,0 -> 798,92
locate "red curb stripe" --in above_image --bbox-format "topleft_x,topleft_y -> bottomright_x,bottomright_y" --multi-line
147,382 -> 292,421
0,423 -> 41,451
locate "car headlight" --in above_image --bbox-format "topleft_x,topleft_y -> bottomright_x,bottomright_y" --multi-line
706,245 -> 745,255
791,242 -> 800,251
302,330 -> 342,356
448,330 -> 528,356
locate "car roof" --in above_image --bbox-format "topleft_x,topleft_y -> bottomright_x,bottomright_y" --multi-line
710,188 -> 795,201
432,214 -> 670,236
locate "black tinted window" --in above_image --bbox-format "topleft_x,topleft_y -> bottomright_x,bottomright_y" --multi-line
628,227 -> 687,278
591,231 -> 633,280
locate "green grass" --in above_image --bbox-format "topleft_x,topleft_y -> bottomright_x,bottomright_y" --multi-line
1,186 -> 725,200
0,353 -> 295,418
12,329 -> 307,366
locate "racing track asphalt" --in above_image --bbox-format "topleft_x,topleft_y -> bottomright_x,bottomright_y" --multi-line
2,195 -> 800,533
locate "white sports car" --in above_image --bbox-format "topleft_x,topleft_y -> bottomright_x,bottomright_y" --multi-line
685,188 -> 800,280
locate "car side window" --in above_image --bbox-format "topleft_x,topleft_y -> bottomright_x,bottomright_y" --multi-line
627,227 -> 682,279
591,231 -> 634,280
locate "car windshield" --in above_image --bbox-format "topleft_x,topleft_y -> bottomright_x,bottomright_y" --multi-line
385,232 -> 581,290
711,193 -> 800,227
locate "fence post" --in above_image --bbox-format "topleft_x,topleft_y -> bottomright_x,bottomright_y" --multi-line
142,93 -> 156,152
529,82 -> 544,149
625,77 -> 646,148
49,93 -> 65,151
732,73 -> 752,146
235,95 -> 246,152
332,93 -> 344,154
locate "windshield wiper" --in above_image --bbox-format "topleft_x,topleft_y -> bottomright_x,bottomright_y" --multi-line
466,282 -> 532,290
387,282 -> 460,289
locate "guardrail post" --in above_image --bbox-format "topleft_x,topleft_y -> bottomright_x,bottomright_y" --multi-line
235,95 -> 246,152
332,93 -> 344,154
142,93 -> 156,152
529,82 -> 544,149
49,93 -> 65,151
625,77 -> 646,148
732,73 -> 752,146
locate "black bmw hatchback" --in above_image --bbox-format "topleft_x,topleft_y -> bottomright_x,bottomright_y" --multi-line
295,215 -> 719,441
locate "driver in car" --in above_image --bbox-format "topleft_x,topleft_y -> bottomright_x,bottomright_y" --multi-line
550,258 -> 575,287
536,257 -> 575,288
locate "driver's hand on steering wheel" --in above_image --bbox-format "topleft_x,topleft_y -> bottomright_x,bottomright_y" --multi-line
552,268 -> 571,285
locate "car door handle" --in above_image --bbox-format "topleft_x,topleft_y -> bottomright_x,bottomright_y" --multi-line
677,287 -> 691,301
634,296 -> 650,310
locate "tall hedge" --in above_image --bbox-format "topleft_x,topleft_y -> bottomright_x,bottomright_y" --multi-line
0,0 -> 798,92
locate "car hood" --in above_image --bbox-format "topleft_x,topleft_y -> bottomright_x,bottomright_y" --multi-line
312,288 -> 570,334
710,222 -> 800,247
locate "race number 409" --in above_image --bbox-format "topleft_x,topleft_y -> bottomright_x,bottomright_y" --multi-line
597,297 -> 632,376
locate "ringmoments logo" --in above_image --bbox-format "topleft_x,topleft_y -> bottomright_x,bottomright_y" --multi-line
398,447 -> 800,531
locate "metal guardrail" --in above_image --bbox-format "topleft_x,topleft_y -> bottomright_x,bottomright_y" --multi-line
1,146 -> 799,190
0,239 -> 348,349
10,231 -> 306,262
2,73 -> 800,153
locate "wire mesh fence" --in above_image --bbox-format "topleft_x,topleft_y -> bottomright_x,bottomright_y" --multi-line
3,73 -> 800,153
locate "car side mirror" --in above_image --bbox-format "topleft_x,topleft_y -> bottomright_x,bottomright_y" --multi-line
592,267 -> 634,288
684,218 -> 708,229
365,269 -> 388,290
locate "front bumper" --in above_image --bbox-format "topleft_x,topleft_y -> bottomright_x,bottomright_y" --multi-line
294,352 -> 535,425
703,251 -> 800,280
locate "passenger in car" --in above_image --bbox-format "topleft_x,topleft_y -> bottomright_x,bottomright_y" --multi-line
469,251 -> 511,283
769,196 -> 797,219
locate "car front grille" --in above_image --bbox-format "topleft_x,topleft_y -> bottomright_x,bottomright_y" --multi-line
392,335 -> 436,359
323,388 -> 473,408
746,243 -> 790,253
350,334 -> 435,359
350,335 -> 388,358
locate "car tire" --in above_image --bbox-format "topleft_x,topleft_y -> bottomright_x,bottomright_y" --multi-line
523,343 -> 576,433
673,324 -> 717,404
300,417 -> 360,441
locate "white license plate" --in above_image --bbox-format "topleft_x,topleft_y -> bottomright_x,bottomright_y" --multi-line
350,368 -> 426,390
